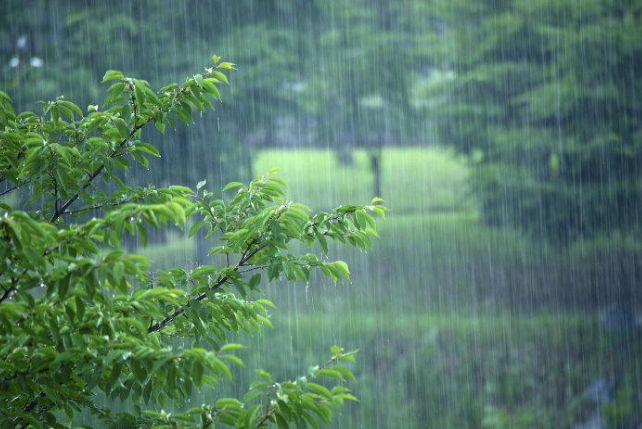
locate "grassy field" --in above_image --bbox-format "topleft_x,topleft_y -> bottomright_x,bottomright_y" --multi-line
142,146 -> 507,310
203,312 -> 641,429
141,145 -> 480,277
253,147 -> 473,214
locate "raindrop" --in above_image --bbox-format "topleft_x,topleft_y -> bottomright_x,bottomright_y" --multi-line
9,57 -> 19,68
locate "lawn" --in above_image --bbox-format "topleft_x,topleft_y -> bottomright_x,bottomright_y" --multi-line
208,312 -> 641,429
253,146 -> 473,214
142,145 -> 479,275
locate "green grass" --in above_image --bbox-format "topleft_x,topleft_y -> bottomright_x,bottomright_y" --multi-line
209,312 -> 641,429
253,147 -> 473,213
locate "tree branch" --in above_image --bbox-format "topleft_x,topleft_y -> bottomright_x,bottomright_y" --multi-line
62,198 -> 131,216
12,392 -> 46,428
0,276 -> 19,304
0,285 -> 16,304
252,407 -> 276,429
148,242 -> 264,334
0,184 -> 21,197
50,122 -> 147,223
238,265 -> 267,273
50,85 -> 191,223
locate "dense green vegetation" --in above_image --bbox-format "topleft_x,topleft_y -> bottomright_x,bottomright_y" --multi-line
0,64 -> 387,428
430,0 -> 642,240
230,313 -> 641,429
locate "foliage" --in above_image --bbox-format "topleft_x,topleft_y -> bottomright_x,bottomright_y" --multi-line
0,0 -> 422,156
0,0 -> 249,189
429,0 -> 642,240
0,56 -> 386,428
233,313 -> 642,429
311,0 -> 417,148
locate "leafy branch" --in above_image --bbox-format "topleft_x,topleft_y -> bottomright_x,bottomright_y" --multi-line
49,121 -> 147,222
0,56 -> 385,429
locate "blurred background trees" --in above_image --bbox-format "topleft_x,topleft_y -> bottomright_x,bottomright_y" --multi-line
431,0 -> 642,240
4,0 -> 639,242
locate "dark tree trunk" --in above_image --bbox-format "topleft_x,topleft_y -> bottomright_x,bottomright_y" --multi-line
370,149 -> 382,198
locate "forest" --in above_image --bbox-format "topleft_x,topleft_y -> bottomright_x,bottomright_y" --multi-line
1,0 -> 641,428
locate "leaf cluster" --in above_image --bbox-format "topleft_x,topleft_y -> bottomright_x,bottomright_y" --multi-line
0,56 -> 386,428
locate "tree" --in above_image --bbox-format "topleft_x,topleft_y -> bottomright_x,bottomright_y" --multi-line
311,0 -> 418,198
0,55 -> 386,428
429,0 -> 642,241
0,0 -> 250,197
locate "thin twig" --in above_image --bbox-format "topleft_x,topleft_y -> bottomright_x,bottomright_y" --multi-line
238,265 -> 267,273
148,242 -> 263,334
49,122 -> 147,223
63,198 -> 131,216
50,86 -> 190,223
12,392 -> 46,428
0,273 -> 20,304
0,285 -> 16,304
0,184 -> 20,197
252,407 -> 276,429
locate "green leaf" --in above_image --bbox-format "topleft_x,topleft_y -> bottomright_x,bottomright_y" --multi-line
249,273 -> 261,289
276,412 -> 290,429
102,70 -> 125,82
189,220 -> 207,237
113,261 -> 125,284
210,70 -> 229,84
220,343 -> 244,352
329,261 -> 350,279
222,181 -> 244,191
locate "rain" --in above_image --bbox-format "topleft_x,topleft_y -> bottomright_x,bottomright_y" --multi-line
1,0 -> 641,428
